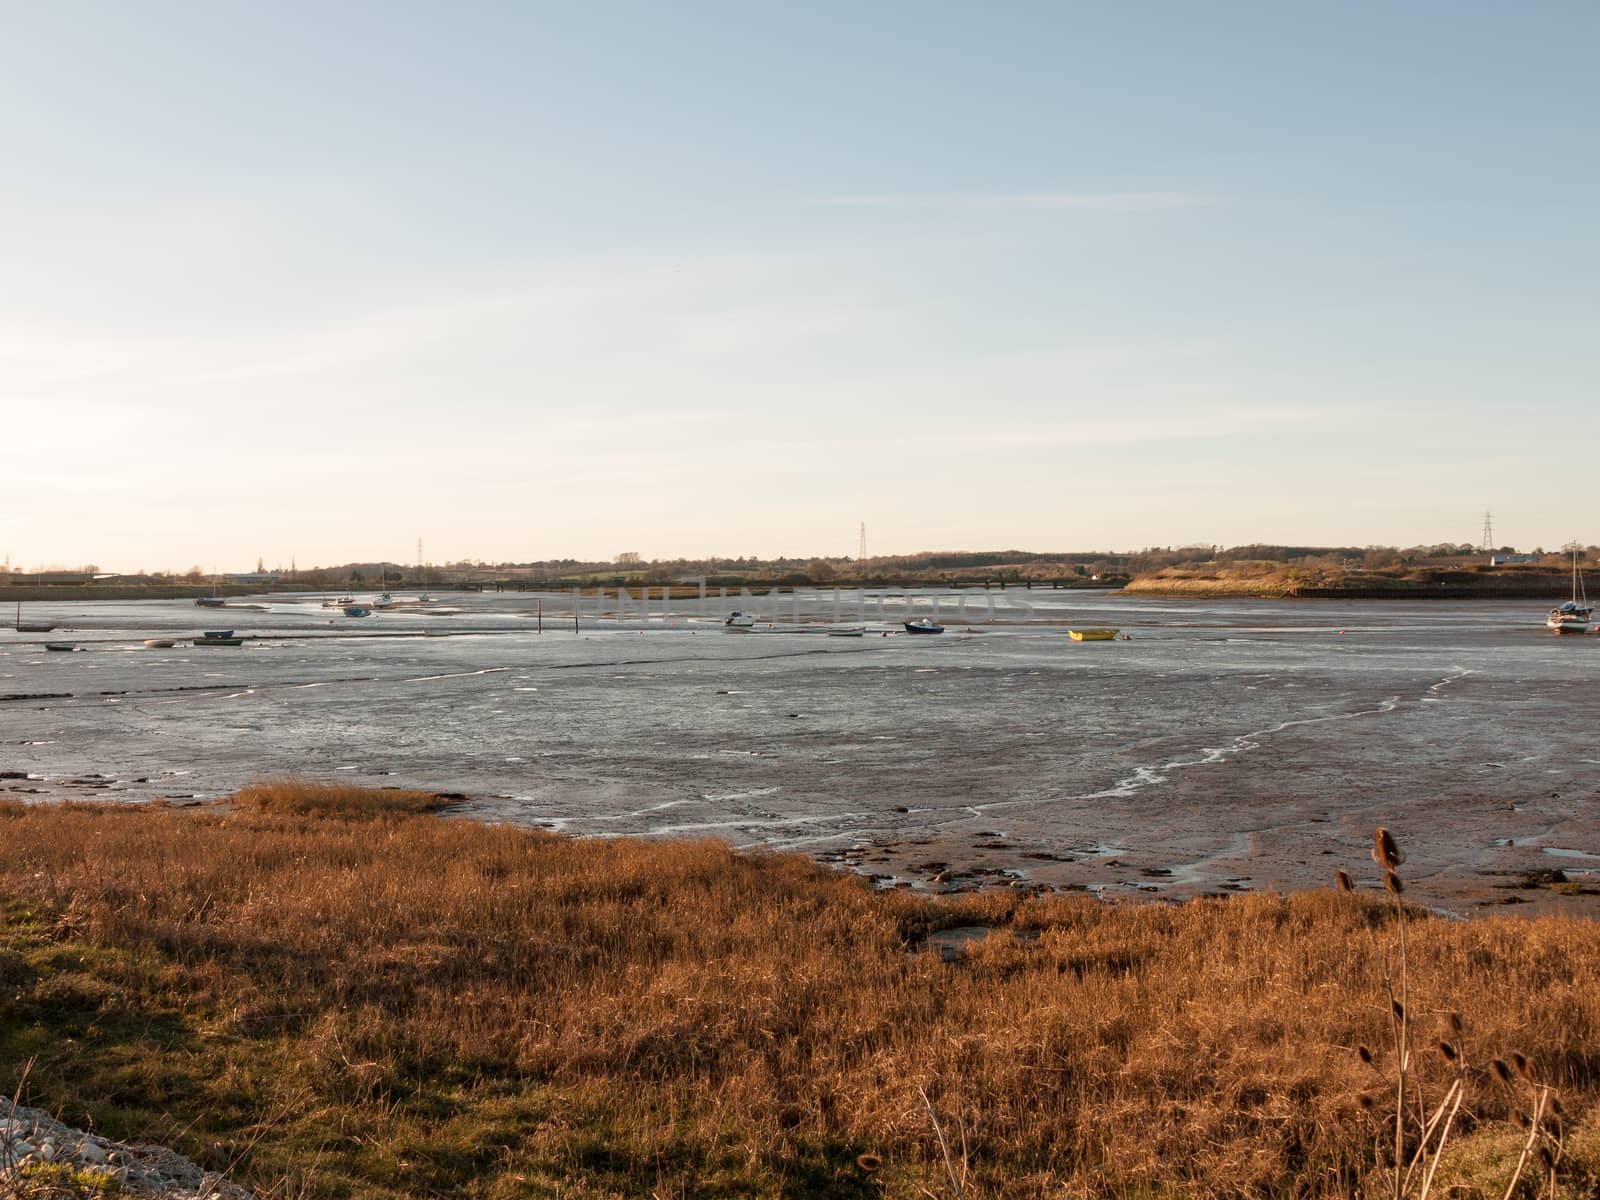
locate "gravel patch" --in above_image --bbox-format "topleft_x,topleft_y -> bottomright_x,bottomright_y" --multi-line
0,1100 -> 252,1198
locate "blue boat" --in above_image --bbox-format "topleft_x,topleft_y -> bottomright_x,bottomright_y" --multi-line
344,606 -> 372,618
202,629 -> 234,639
904,618 -> 944,634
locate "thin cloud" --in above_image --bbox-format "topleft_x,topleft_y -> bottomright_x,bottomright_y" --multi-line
815,191 -> 1212,211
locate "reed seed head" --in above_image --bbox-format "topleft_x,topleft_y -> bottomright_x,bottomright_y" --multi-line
1392,999 -> 1405,1022
1513,1051 -> 1534,1081
1446,1011 -> 1463,1037
1335,869 -> 1354,894
856,1153 -> 882,1173
1384,871 -> 1404,896
1549,1095 -> 1564,1118
1537,1146 -> 1554,1170
1514,1110 -> 1530,1128
1357,1045 -> 1374,1066
1372,828 -> 1404,870
1436,1040 -> 1457,1062
1357,1094 -> 1375,1110
1491,1059 -> 1513,1085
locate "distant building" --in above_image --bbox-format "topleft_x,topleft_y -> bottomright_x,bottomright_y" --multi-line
225,572 -> 282,584
1489,555 -> 1541,566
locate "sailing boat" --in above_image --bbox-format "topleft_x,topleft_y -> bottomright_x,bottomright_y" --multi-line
14,602 -> 56,633
194,570 -> 226,608
1547,548 -> 1593,633
323,574 -> 358,609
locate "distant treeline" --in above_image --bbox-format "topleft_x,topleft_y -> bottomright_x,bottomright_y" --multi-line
6,542 -> 1593,592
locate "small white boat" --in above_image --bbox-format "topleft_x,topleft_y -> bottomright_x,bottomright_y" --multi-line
724,611 -> 756,629
143,639 -> 177,649
1547,548 -> 1593,633
45,642 -> 77,652
828,628 -> 865,638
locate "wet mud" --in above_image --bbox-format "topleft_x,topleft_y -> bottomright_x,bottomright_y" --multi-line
3,590 -> 1598,915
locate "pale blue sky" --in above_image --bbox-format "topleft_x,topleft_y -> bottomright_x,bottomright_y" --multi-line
2,2 -> 1595,569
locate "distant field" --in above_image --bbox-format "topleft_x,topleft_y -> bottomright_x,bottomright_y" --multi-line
1,784 -> 1597,1197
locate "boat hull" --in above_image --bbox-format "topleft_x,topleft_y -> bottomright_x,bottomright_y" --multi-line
904,621 -> 944,634
1068,628 -> 1120,641
193,637 -> 244,647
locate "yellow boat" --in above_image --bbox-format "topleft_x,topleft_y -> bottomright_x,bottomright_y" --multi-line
1068,628 -> 1119,641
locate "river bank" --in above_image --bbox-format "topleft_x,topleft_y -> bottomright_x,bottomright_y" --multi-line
3,783 -> 1599,1198
1123,565 -> 1581,599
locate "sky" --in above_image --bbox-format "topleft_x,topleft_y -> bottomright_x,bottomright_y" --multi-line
2,2 -> 1596,571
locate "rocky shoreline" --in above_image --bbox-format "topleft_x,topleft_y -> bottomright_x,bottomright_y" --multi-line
1,1099 -> 250,1198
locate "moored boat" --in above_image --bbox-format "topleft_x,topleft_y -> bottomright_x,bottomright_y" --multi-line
143,639 -> 177,648
724,611 -> 755,629
1068,628 -> 1120,641
194,596 -> 227,608
193,635 -> 244,646
14,602 -> 56,633
904,618 -> 944,634
45,642 -> 77,652
202,629 -> 235,640
1548,608 -> 1589,634
1547,548 -> 1593,633
344,606 -> 372,618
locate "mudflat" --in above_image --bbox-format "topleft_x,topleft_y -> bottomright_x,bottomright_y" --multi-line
2,590 -> 1596,914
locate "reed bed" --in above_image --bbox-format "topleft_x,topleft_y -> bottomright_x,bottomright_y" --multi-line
0,784 -> 1597,1197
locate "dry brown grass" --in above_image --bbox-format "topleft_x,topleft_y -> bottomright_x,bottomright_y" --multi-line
231,778 -> 457,819
1,786 -> 1597,1197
